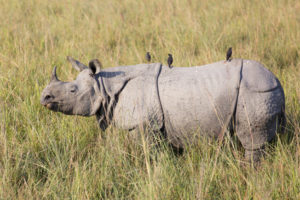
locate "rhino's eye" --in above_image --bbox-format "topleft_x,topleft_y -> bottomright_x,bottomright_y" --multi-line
70,86 -> 77,93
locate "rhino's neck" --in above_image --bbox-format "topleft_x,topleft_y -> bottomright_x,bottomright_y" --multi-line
94,64 -> 162,130
95,74 -> 116,131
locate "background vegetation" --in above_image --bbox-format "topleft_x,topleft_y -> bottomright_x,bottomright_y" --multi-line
0,0 -> 299,199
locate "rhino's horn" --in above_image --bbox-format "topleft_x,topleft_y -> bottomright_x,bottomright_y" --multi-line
67,56 -> 88,72
51,66 -> 59,82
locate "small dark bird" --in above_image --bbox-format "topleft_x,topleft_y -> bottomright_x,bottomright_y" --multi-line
226,47 -> 232,62
145,52 -> 151,62
167,54 -> 173,68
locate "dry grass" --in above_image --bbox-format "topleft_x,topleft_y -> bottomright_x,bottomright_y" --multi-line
0,0 -> 299,199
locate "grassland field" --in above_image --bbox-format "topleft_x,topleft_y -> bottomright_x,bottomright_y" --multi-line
0,0 -> 300,199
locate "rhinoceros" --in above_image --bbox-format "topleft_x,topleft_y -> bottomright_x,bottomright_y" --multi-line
40,57 -> 286,162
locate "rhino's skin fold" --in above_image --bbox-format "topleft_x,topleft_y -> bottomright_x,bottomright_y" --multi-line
41,58 -> 285,163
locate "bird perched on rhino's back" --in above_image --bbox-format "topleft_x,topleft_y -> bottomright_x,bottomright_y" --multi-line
145,52 -> 151,63
167,54 -> 173,68
226,47 -> 232,62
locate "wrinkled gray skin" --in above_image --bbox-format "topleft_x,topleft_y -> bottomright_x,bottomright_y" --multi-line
41,57 -> 286,162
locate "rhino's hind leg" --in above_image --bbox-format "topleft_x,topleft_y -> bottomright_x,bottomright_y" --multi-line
235,89 -> 284,163
235,113 -> 278,163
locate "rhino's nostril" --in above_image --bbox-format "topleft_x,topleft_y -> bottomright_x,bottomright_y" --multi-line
45,95 -> 52,100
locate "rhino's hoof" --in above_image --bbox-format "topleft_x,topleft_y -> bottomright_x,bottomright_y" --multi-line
245,148 -> 265,163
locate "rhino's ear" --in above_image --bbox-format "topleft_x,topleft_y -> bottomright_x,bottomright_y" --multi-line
67,56 -> 88,72
88,59 -> 102,74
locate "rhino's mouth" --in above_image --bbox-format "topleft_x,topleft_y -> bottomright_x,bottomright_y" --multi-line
45,102 -> 59,111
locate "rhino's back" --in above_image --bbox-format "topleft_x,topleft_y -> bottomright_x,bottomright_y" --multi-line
158,59 -> 243,147
240,60 -> 279,92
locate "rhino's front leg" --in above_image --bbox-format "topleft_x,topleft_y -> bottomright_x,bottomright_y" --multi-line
244,148 -> 265,163
128,126 -> 163,146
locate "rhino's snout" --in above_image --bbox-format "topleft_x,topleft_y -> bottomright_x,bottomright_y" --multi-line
40,93 -> 54,106
40,93 -> 60,112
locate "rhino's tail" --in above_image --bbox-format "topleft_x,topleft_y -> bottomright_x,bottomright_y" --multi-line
278,105 -> 286,134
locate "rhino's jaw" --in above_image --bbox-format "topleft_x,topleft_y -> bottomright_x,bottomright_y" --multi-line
41,95 -> 74,115
45,102 -> 58,111
41,95 -> 57,110
47,103 -> 75,115
40,93 -> 59,111
42,101 -> 66,113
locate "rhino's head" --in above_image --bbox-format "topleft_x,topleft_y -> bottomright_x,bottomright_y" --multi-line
40,57 -> 106,116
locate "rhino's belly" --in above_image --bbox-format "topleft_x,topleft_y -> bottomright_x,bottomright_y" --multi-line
158,69 -> 240,148
161,93 -> 232,148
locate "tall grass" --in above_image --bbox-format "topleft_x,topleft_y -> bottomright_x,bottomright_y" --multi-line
0,0 -> 299,199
